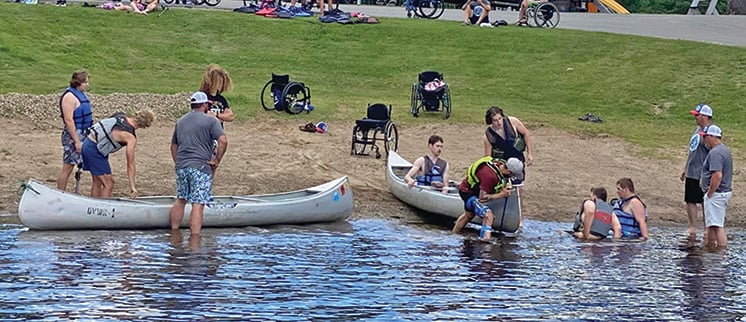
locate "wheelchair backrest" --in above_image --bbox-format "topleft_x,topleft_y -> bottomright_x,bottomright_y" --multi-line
367,103 -> 390,121
419,71 -> 444,84
271,73 -> 290,90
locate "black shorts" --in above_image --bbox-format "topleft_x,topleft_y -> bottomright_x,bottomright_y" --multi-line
684,177 -> 704,204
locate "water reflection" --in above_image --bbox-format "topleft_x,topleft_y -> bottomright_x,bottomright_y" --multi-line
0,220 -> 745,320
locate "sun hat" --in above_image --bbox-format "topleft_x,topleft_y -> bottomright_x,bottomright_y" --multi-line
315,121 -> 328,133
190,91 -> 209,104
699,124 -> 722,137
690,103 -> 713,117
505,158 -> 524,181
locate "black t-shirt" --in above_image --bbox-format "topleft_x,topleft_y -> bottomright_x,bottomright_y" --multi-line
207,93 -> 230,127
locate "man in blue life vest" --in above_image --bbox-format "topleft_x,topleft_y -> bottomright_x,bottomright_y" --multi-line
56,71 -> 93,192
452,157 -> 524,240
610,178 -> 649,240
404,135 -> 450,194
572,187 -> 620,239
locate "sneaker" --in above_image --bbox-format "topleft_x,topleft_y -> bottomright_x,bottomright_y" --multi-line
479,22 -> 493,28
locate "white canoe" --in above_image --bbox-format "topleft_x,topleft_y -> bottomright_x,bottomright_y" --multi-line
18,177 -> 353,230
386,151 -> 521,233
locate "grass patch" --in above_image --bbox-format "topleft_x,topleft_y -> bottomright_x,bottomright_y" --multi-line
1,3 -> 745,155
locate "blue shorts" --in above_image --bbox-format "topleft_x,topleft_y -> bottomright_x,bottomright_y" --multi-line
82,139 -> 111,176
176,167 -> 213,205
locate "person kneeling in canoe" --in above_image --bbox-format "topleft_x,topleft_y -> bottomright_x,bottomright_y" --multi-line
404,135 -> 450,194
82,110 -> 154,199
572,187 -> 620,239
452,157 -> 524,240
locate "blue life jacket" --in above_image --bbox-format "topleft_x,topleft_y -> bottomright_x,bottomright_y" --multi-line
613,195 -> 647,238
59,87 -> 93,133
416,156 -> 447,186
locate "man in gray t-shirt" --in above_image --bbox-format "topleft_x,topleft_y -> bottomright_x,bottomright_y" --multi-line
699,125 -> 732,248
169,91 -> 228,236
680,103 -> 712,235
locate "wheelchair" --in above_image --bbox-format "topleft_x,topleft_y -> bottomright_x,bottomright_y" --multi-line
411,71 -> 451,119
260,73 -> 313,114
351,103 -> 399,159
526,1 -> 560,28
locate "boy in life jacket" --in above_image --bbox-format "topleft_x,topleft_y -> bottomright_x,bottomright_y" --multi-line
404,135 -> 450,194
610,178 -> 649,240
452,157 -> 524,240
572,187 -> 620,239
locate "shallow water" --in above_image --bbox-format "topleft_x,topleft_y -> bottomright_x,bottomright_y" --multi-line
1,218 -> 745,320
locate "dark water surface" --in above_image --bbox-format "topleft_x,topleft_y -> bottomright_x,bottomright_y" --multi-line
1,218 -> 745,321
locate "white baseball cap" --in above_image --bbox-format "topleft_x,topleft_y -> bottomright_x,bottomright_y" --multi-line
190,91 -> 209,104
690,104 -> 713,117
699,124 -> 722,137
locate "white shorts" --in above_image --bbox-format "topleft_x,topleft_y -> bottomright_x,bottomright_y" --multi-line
703,191 -> 732,228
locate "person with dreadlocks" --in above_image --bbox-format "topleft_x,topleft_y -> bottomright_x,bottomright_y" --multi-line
452,157 -> 524,240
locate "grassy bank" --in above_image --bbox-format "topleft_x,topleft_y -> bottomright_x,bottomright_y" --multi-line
1,3 -> 745,153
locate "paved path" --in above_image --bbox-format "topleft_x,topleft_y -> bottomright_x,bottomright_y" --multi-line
199,0 -> 746,47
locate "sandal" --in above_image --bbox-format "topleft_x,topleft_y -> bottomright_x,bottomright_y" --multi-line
515,19 -> 528,26
299,122 -> 317,132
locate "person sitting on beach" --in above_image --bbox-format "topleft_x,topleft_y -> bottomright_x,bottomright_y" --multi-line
404,135 -> 450,194
452,157 -> 524,240
572,187 -> 620,239
462,0 -> 490,26
131,0 -> 158,15
82,110 -> 155,199
610,178 -> 649,240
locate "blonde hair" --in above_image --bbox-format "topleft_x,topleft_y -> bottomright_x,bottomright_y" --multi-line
131,110 -> 155,129
199,64 -> 232,96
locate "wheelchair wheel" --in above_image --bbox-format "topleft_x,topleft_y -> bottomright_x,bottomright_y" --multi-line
260,80 -> 275,111
384,122 -> 399,156
442,86 -> 451,119
282,82 -> 310,115
534,2 -> 559,28
204,0 -> 221,5
410,84 -> 419,117
350,126 -> 368,156
418,0 -> 445,19
163,0 -> 174,3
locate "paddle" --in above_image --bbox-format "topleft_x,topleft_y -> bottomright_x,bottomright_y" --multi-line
74,162 -> 82,194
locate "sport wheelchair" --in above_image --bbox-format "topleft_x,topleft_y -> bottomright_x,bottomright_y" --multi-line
351,103 -> 399,159
260,73 -> 313,114
411,71 -> 451,119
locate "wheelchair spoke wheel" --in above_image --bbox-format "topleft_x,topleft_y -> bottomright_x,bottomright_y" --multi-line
442,86 -> 451,119
418,0 -> 444,19
384,123 -> 399,156
260,80 -> 275,111
534,3 -> 559,28
282,82 -> 310,115
410,84 -> 419,117
351,126 -> 368,156
204,0 -> 221,6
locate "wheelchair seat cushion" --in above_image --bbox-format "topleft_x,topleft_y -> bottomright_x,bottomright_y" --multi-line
355,119 -> 388,130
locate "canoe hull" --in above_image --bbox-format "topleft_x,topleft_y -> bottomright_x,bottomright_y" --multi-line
18,177 -> 353,230
386,151 -> 521,233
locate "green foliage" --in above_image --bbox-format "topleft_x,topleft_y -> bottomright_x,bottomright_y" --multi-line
1,3 -> 745,154
619,0 -> 728,14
